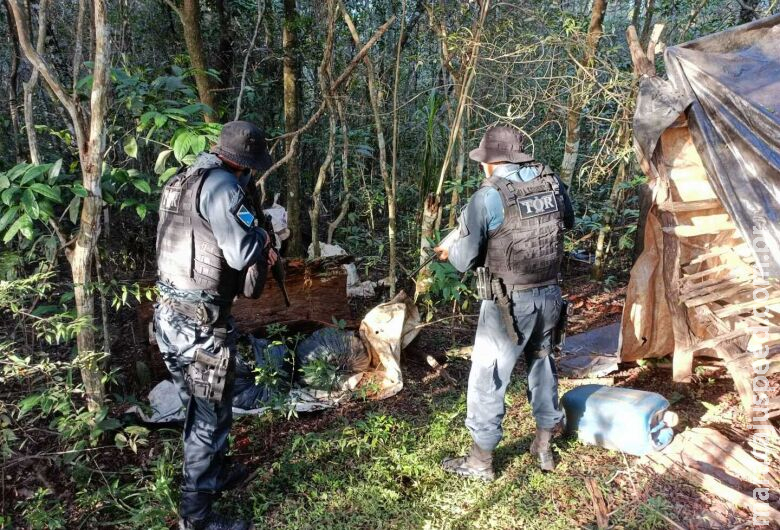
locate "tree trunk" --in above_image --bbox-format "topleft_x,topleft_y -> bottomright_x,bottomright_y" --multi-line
309,0 -> 337,259
22,0 -> 49,165
215,0 -> 234,91
327,98 -> 350,245
559,0 -> 608,188
4,0 -> 23,162
180,0 -> 216,121
639,0 -> 655,45
283,0 -> 303,257
9,0 -> 111,411
341,3 -> 396,295
447,125 -> 466,228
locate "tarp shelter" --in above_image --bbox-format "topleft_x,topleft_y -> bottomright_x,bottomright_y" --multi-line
619,16 -> 780,420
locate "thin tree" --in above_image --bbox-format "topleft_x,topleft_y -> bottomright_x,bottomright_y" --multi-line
9,0 -> 112,411
283,0 -> 303,256
559,0 -> 608,188
164,0 -> 217,121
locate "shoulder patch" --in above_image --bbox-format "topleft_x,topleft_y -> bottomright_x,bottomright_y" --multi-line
236,204 -> 256,228
514,191 -> 559,219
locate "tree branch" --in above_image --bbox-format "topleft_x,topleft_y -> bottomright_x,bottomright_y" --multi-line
235,0 -> 265,120
8,0 -> 87,158
256,13 -> 396,183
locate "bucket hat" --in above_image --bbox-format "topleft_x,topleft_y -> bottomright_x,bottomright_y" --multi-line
212,121 -> 273,171
469,126 -> 533,164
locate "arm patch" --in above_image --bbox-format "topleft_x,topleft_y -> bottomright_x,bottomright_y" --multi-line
228,189 -> 256,229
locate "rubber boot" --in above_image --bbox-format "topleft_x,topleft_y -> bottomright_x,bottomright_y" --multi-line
529,427 -> 555,472
179,511 -> 254,530
441,442 -> 495,481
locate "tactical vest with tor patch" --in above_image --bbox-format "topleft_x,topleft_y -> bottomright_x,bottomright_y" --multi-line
156,167 -> 240,300
482,165 -> 565,288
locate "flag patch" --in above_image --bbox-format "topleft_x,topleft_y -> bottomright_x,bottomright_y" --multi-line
236,205 -> 255,228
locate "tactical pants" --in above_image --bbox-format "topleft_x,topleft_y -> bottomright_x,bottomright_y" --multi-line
153,304 -> 236,520
466,284 -> 564,451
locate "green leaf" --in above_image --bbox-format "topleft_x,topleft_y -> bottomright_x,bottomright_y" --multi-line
18,214 -> 33,239
136,203 -> 147,220
20,164 -> 51,185
4,213 -> 31,242
68,196 -> 81,224
0,174 -> 10,190
131,179 -> 151,194
154,113 -> 168,129
72,183 -> 89,197
29,183 -> 62,202
154,149 -> 173,175
48,159 -> 63,182
123,136 -> 138,159
0,206 -> 19,232
172,131 -> 193,162
159,166 -> 178,184
21,188 -> 40,220
1,187 -> 16,206
191,135 -> 206,155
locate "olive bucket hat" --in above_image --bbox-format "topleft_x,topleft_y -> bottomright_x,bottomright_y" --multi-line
469,126 -> 533,164
212,120 -> 273,171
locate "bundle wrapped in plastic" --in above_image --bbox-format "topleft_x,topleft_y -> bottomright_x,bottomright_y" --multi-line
295,327 -> 370,390
232,337 -> 290,409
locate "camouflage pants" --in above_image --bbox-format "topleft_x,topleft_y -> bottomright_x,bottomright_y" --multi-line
466,285 -> 564,451
153,304 -> 237,520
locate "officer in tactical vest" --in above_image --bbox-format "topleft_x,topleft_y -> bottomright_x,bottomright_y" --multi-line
154,121 -> 276,530
435,126 -> 574,480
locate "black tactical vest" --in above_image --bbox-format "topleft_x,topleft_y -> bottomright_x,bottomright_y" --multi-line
156,166 -> 240,301
482,165 -> 565,288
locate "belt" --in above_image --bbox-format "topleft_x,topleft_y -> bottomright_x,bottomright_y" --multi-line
503,278 -> 558,293
160,297 -> 230,327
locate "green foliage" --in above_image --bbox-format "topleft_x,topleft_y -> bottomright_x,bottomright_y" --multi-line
20,488 -> 67,530
0,161 -> 64,243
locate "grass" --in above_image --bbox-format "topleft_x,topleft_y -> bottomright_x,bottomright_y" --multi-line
212,361 -> 684,530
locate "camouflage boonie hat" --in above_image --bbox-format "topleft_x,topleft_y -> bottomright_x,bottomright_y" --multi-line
469,126 -> 533,164
212,120 -> 273,171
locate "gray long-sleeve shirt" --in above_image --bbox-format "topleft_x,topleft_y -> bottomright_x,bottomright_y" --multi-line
448,163 -> 575,273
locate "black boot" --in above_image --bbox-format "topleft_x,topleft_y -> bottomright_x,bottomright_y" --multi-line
529,427 -> 556,472
179,511 -> 254,530
442,442 -> 495,481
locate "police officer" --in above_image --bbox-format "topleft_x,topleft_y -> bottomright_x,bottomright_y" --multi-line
435,126 -> 575,480
154,121 -> 276,530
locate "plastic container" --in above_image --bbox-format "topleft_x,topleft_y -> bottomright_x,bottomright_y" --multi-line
561,385 -> 677,456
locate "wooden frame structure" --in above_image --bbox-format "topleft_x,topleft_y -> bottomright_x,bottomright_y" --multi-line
622,26 -> 780,425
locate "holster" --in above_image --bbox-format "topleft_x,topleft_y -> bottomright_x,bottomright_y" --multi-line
553,298 -> 570,353
491,277 -> 520,344
185,328 -> 232,403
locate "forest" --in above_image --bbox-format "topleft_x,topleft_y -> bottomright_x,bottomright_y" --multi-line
1,0 -> 779,528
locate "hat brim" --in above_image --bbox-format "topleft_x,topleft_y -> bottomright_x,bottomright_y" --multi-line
469,147 -> 534,164
212,146 -> 273,171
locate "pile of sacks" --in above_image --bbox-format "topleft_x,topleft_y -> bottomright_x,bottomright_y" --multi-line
132,292 -> 420,421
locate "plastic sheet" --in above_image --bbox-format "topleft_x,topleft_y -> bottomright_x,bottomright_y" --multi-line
633,15 -> 780,277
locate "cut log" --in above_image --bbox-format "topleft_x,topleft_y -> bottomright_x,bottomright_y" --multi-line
663,222 -> 736,237
680,326 -> 780,357
716,296 -> 780,318
683,281 -> 755,307
680,274 -> 752,299
658,198 -> 723,212
644,427 -> 780,524
683,243 -> 752,267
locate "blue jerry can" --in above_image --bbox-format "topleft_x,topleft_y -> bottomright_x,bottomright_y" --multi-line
561,385 -> 676,456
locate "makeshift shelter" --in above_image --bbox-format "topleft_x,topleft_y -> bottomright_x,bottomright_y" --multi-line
619,16 -> 780,421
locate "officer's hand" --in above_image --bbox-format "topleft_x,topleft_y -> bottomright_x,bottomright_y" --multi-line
265,240 -> 279,267
433,246 -> 449,261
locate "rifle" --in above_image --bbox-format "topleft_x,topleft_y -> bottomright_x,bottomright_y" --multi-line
405,229 -> 461,278
246,179 -> 290,307
262,213 -> 291,307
